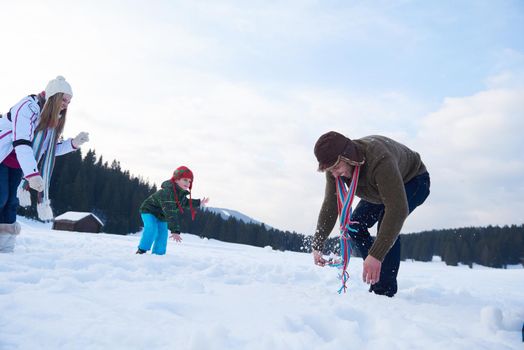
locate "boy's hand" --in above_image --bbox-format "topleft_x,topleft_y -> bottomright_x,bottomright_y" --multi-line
200,197 -> 210,207
170,232 -> 182,242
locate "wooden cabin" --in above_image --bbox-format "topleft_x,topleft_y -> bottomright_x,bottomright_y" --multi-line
52,212 -> 104,233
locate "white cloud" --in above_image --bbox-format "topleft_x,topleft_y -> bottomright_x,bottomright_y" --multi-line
413,86 -> 524,231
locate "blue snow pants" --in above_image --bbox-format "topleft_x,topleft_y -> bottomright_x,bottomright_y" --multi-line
138,213 -> 169,255
0,164 -> 23,224
347,172 -> 430,297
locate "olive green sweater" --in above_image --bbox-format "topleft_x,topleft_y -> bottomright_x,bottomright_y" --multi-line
312,135 -> 427,261
140,180 -> 201,233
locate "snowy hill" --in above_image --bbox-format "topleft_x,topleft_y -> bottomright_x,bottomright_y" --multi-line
0,217 -> 523,350
205,207 -> 269,227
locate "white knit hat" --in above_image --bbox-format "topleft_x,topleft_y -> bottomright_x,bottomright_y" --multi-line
45,75 -> 73,98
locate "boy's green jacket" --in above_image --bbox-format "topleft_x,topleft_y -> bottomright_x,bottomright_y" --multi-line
140,180 -> 201,232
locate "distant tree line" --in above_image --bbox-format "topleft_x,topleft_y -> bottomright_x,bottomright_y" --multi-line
18,150 -> 524,268
321,225 -> 524,269
18,149 -> 156,234
400,225 -> 524,268
19,149 -> 307,248
178,209 -> 306,251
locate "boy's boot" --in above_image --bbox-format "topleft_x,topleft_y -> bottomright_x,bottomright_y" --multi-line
136,248 -> 147,254
0,222 -> 21,253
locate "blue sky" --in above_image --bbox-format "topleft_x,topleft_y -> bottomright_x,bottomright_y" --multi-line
1,0 -> 523,235
153,1 -> 524,99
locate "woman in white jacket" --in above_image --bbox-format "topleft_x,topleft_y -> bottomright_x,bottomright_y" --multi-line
0,76 -> 89,252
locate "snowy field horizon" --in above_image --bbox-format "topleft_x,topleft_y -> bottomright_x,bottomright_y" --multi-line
1,217 -> 523,350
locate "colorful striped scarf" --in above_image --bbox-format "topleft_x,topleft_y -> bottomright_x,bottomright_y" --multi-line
329,165 -> 360,293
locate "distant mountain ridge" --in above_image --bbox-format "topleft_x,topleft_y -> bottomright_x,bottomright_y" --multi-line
204,207 -> 269,227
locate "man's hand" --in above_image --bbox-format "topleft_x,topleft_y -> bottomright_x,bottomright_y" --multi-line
312,250 -> 328,267
27,175 -> 44,192
170,232 -> 182,242
362,255 -> 382,285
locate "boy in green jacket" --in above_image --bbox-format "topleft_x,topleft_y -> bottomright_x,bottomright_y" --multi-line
136,166 -> 209,255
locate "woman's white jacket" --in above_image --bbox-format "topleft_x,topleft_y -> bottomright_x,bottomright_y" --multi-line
0,95 -> 76,177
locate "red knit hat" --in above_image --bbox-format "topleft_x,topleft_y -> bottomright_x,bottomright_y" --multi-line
170,166 -> 196,220
172,166 -> 194,190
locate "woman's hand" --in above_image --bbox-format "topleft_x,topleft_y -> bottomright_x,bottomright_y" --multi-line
200,197 -> 210,207
72,132 -> 89,148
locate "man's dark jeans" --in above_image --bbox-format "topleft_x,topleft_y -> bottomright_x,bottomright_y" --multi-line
347,172 -> 430,297
0,164 -> 23,224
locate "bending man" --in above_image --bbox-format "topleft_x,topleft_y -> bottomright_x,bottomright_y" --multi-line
312,131 -> 430,297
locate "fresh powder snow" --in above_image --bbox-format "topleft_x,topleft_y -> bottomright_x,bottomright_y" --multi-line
0,217 -> 523,350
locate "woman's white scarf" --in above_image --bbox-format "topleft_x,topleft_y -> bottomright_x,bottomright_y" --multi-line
17,128 -> 58,221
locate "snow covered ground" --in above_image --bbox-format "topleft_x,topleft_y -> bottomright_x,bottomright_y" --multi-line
1,218 -> 523,350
